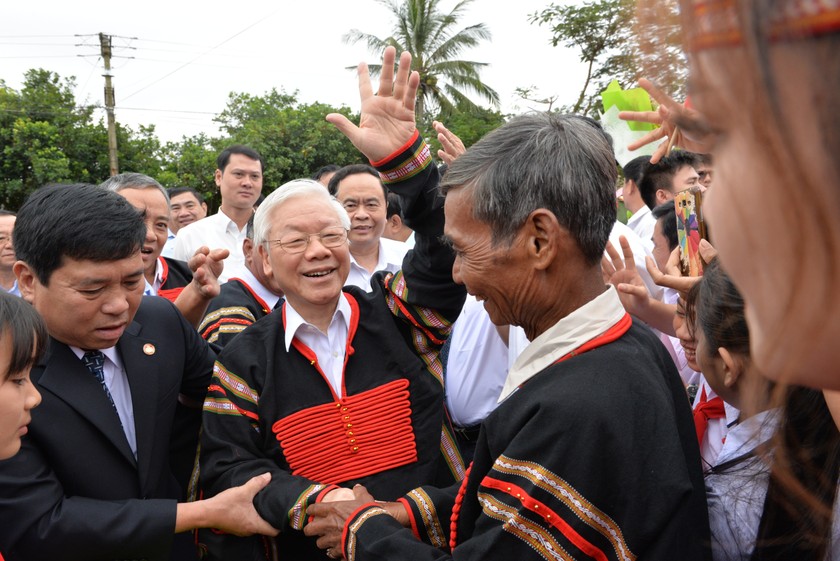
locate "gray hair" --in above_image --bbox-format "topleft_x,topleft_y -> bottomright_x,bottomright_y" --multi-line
440,113 -> 617,265
253,179 -> 350,247
100,172 -> 170,205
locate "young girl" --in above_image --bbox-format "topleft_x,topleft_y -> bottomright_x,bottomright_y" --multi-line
0,292 -> 46,461
693,260 -> 840,560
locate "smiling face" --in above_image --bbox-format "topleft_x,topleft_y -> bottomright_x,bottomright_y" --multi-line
0,334 -> 41,460
259,196 -> 350,323
17,255 -> 144,350
117,188 -> 169,281
673,296 -> 699,371
169,191 -> 207,233
334,173 -> 387,256
443,188 -> 531,328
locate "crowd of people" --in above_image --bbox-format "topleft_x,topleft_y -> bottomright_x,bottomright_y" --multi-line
1,2 -> 839,559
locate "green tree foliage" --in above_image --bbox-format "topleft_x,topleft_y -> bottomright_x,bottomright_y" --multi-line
530,0 -> 686,117
425,105 -> 505,157
0,70 -> 167,210
212,88 -> 364,205
345,0 -> 499,125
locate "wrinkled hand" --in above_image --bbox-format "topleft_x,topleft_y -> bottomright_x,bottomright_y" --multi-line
322,487 -> 356,503
187,246 -> 228,299
433,120 -> 466,165
602,236 -> 651,316
326,46 -> 419,163
304,485 -> 382,557
206,473 -> 279,537
618,78 -> 714,163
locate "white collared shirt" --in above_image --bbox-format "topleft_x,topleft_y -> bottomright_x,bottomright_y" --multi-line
70,345 -> 137,457
626,205 -> 656,253
501,286 -> 626,402
445,296 -> 508,427
161,230 -> 177,259
171,210 -> 248,283
345,237 -> 409,292
284,294 -> 352,397
143,257 -> 166,296
233,266 -> 282,311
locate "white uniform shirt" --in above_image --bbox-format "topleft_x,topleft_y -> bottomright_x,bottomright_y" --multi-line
345,237 -> 409,292
172,210 -> 248,283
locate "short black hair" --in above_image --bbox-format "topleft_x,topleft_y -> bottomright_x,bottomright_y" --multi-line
14,184 -> 146,285
167,186 -> 205,205
638,151 -> 700,209
327,164 -> 387,199
312,164 -> 341,182
651,201 -> 678,251
0,292 -> 47,380
216,145 -> 264,174
386,192 -> 403,220
623,155 -> 651,184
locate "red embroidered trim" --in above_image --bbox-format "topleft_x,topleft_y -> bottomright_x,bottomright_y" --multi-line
157,287 -> 184,303
397,497 -> 422,540
370,130 -> 420,168
551,313 -> 632,366
482,476 -> 609,561
229,277 -> 271,314
272,378 -> 418,484
201,317 -> 253,339
341,503 -> 385,559
448,462 -> 472,550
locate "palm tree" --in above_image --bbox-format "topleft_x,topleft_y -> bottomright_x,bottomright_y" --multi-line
344,0 -> 499,123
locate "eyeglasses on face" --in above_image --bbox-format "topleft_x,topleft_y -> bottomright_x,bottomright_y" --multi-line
267,227 -> 348,254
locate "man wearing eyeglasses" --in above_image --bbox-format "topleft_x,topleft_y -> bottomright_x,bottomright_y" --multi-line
198,47 -> 467,560
0,211 -> 18,297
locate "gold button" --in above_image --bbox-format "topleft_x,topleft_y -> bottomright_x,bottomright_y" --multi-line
347,431 -> 354,436
341,406 -> 348,412
349,438 -> 356,444
346,423 -> 353,429
343,416 -> 350,421
352,446 -> 359,452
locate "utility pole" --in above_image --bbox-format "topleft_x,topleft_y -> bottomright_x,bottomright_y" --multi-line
99,32 -> 119,176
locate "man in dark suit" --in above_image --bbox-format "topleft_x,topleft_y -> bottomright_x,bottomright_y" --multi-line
0,184 -> 277,561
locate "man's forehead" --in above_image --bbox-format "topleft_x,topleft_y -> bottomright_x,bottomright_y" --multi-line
171,193 -> 200,205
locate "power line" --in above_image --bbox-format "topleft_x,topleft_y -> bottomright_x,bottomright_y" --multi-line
121,9 -> 279,102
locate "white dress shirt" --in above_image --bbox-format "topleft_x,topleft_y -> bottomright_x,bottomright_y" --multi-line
232,266 -> 282,311
444,296 -> 508,427
171,210 -> 248,283
143,257 -> 166,296
626,205 -> 656,253
345,237 -> 409,292
70,345 -> 137,457
283,295 -> 352,398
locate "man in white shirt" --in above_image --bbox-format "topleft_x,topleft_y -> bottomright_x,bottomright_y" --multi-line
622,155 -> 655,251
173,145 -> 264,282
327,164 -> 408,291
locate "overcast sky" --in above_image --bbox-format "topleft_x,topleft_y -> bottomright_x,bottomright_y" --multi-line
2,0 -> 588,143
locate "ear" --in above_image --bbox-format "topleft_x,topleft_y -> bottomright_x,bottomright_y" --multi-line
214,169 -> 222,188
201,202 -> 208,213
655,189 -> 670,206
718,347 -> 743,388
257,243 -> 274,280
624,179 -> 636,196
242,238 -> 254,266
524,209 -> 560,271
14,261 -> 38,304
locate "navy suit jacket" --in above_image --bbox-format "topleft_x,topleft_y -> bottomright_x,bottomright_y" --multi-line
0,296 -> 215,561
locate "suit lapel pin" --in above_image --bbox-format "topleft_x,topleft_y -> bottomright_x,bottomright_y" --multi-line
143,343 -> 156,356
